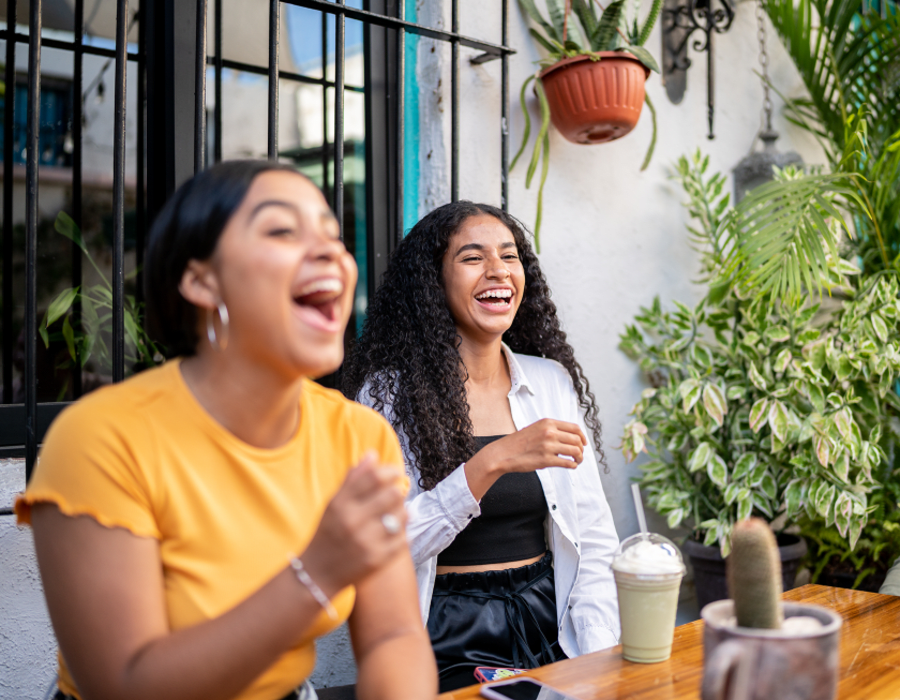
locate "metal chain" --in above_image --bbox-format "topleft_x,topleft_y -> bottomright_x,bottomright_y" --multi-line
756,0 -> 773,133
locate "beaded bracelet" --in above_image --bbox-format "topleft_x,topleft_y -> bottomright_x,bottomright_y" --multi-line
289,557 -> 338,621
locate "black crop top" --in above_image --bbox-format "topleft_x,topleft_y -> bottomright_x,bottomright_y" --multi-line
436,435 -> 549,566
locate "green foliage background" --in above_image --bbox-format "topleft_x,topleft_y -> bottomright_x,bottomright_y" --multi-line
619,153 -> 900,557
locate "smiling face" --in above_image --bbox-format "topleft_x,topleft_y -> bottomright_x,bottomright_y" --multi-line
441,214 -> 525,346
181,170 -> 357,379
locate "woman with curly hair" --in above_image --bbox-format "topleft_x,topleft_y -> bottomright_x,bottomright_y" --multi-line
343,201 -> 620,692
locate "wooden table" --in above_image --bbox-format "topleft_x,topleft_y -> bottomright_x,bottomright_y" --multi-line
440,584 -> 900,699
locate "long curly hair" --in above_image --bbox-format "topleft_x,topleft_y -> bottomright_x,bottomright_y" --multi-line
342,201 -> 605,490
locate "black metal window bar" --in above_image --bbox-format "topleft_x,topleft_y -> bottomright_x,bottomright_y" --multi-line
1,0 -> 514,498
0,0 -> 142,484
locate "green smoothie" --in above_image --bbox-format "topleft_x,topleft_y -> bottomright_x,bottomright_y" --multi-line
612,533 -> 686,663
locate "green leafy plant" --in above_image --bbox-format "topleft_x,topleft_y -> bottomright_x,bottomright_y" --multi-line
714,110 -> 882,304
762,0 -> 900,274
753,0 -> 900,588
513,0 -> 662,248
800,472 -> 900,589
618,152 -> 900,556
519,0 -> 661,71
40,211 -> 163,381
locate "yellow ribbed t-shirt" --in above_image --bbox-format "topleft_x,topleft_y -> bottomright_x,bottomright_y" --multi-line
16,359 -> 404,700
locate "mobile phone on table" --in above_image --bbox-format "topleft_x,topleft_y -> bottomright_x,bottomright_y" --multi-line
474,666 -> 528,683
479,677 -> 581,700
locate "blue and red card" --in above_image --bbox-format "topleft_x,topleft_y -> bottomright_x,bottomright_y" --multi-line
474,666 -> 529,683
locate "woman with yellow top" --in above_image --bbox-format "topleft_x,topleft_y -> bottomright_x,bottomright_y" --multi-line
15,160 -> 437,700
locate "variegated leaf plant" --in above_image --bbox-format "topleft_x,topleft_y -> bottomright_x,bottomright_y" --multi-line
618,152 -> 900,557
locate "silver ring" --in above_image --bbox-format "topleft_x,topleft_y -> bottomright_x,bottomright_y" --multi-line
381,513 -> 401,535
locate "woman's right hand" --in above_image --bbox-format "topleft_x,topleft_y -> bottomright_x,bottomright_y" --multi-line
464,418 -> 586,501
300,451 -> 409,597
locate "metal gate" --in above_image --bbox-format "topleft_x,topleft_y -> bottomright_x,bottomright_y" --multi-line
0,0 -> 514,493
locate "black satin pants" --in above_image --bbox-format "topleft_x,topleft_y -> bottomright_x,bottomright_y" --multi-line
427,551 -> 566,693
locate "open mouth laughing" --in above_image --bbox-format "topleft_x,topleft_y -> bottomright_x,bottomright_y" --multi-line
292,277 -> 345,332
474,287 -> 514,311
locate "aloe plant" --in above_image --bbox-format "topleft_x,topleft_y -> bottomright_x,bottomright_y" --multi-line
513,0 -> 662,250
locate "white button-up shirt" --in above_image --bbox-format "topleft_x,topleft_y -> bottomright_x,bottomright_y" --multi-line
357,344 -> 621,658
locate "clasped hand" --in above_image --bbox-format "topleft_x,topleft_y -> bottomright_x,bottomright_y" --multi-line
300,451 -> 408,597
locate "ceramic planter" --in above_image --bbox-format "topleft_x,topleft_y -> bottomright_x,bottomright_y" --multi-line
684,534 -> 808,610
538,52 -> 650,145
701,599 -> 842,700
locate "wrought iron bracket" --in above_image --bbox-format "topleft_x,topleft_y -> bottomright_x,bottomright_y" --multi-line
661,0 -> 736,138
470,52 -> 502,65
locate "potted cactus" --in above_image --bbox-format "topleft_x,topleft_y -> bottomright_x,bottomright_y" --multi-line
701,518 -> 842,700
514,0 -> 661,248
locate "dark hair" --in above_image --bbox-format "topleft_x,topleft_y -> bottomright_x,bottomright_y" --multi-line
145,159 -> 302,357
342,201 -> 606,490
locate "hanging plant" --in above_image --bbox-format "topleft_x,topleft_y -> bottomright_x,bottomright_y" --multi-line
514,0 -> 661,250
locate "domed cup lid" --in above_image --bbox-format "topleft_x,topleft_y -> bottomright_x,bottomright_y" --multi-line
612,532 -> 686,577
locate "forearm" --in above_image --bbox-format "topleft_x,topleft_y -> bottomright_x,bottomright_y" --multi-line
564,532 -> 621,653
463,451 -> 502,501
354,628 -> 437,700
349,544 -> 436,700
33,507 -> 332,700
115,568 -> 325,700
406,465 -> 481,565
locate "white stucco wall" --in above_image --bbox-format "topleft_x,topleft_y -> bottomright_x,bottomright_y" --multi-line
1,459 -> 57,700
457,0 -> 825,539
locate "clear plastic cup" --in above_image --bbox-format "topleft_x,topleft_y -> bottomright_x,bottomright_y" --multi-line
612,532 -> 686,663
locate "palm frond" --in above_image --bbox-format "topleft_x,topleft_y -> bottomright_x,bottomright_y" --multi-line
766,0 -> 900,162
720,173 -> 863,301
766,0 -> 900,274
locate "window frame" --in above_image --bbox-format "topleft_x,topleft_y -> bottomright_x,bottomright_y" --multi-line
0,0 -> 514,490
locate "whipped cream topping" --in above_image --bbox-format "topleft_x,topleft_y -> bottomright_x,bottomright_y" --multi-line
612,537 -> 685,575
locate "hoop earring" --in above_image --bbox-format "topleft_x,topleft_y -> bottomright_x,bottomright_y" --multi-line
206,301 -> 230,351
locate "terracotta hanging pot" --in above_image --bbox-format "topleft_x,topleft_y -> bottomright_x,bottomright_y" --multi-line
539,52 -> 650,145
